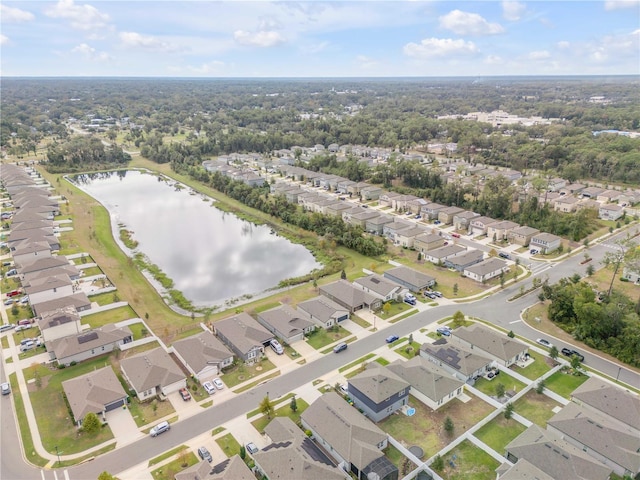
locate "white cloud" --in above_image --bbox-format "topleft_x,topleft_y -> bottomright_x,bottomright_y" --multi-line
356,55 -> 378,70
528,50 -> 551,60
501,1 -> 526,21
439,10 -> 504,35
604,0 -> 640,10
0,34 -> 9,45
300,41 -> 330,54
1,4 -> 35,23
557,41 -> 571,49
187,60 -> 226,74
71,43 -> 111,61
44,0 -> 110,30
588,29 -> 640,62
119,32 -> 180,53
403,38 -> 479,58
484,55 -> 504,64
233,30 -> 286,47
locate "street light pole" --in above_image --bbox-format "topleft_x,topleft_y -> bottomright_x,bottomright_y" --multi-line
55,445 -> 61,467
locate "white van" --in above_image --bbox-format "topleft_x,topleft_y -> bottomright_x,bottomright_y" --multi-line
20,341 -> 35,352
150,421 -> 170,437
270,339 -> 284,355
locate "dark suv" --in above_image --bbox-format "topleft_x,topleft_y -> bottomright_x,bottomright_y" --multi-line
561,347 -> 584,362
198,447 -> 212,463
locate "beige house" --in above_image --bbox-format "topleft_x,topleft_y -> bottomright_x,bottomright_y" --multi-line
450,324 -> 528,367
414,233 -> 445,252
437,206 -> 465,225
508,225 -> 540,246
554,195 -> 580,213
171,331 -> 234,381
468,216 -> 498,236
487,220 -> 520,241
120,347 -> 186,401
38,306 -> 82,343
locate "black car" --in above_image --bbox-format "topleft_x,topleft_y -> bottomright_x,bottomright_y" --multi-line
561,347 -> 584,362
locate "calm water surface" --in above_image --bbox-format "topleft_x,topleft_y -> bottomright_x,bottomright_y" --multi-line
71,170 -> 320,307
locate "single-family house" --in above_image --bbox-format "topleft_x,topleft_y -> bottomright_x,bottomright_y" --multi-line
171,331 -> 234,381
420,337 -> 493,382
444,249 -> 484,272
505,424 -> 613,480
487,220 -> 520,241
496,459 -> 555,480
562,183 -> 586,195
450,324 -> 528,367
319,280 -> 381,313
383,219 -> 413,240
361,185 -> 383,201
175,455 -> 254,480
257,304 -> 316,344
62,366 -> 128,426
395,226 -> 427,248
337,179 -> 356,194
547,402 -> 640,478
581,186 -> 605,199
452,211 -> 479,231
383,266 -> 435,292
414,233 -> 445,252
32,292 -> 92,317
365,213 -> 395,235
554,195 -> 580,213
38,306 -> 82,343
599,203 -> 624,221
578,198 -> 601,212
386,357 -> 464,411
10,241 -> 52,265
120,347 -> 186,401
48,324 -> 132,367
468,215 -> 499,236
407,198 -> 429,214
530,232 -> 562,254
214,312 -> 273,363
437,206 -> 465,225
353,274 -> 405,302
425,244 -> 467,265
347,365 -> 410,422
297,295 -> 350,328
508,226 -> 540,246
252,417 -> 348,480
393,194 -> 419,212
464,257 -> 510,282
325,202 -> 353,218
23,273 -> 73,305
301,393 -> 398,480
571,376 -> 640,435
341,206 -> 367,223
378,191 -> 402,208
16,256 -> 72,280
597,190 -> 621,203
548,177 -> 567,192
349,211 -> 380,229
420,202 -> 447,220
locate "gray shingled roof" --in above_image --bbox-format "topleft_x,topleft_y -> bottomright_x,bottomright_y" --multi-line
420,339 -> 492,376
301,392 -> 387,472
62,366 -> 127,422
348,364 -> 409,404
258,304 -> 315,337
386,356 -> 464,403
17,256 -> 71,274
120,347 -> 185,393
38,306 -> 81,330
505,424 -> 612,480
319,280 -> 377,309
297,296 -> 348,324
49,324 -> 132,361
32,291 -> 91,317
175,455 -> 254,480
571,376 -> 640,431
427,244 -> 466,259
452,324 -> 527,362
464,257 -> 507,276
446,249 -> 484,266
214,312 -> 273,355
171,331 -> 234,373
353,274 -> 402,297
24,274 -> 72,294
383,266 -> 435,289
497,459 -> 555,480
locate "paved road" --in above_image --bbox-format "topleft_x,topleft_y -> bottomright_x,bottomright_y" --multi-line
2,228 -> 639,479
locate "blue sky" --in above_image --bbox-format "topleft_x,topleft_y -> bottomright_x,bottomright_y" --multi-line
1,1 -> 639,77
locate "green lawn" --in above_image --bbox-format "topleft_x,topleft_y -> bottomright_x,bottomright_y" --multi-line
215,433 -> 242,458
394,341 -> 421,359
128,321 -> 151,341
150,451 -> 199,480
24,356 -> 116,455
82,305 -> 138,328
516,351 -> 554,380
544,369 -> 589,398
251,398 -> 309,433
384,443 -> 415,472
87,291 -> 120,306
473,416 -> 527,455
471,374 -> 526,397
128,397 -> 177,428
375,357 -> 390,366
350,314 -> 370,328
80,266 -> 103,277
306,326 -> 350,350
513,390 -> 562,426
339,353 -> 376,373
437,439 -> 501,480
377,301 -> 411,319
222,359 -> 277,388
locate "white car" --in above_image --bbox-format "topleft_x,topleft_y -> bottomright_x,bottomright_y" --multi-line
1,382 -> 10,395
212,378 -> 224,390
536,338 -> 554,348
203,381 -> 216,395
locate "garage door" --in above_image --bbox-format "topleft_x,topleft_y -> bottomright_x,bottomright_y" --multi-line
105,398 -> 125,411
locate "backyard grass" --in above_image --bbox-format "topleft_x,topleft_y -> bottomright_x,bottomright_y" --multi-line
306,326 -> 351,350
128,321 -> 151,341
513,390 -> 562,426
544,369 -> 589,398
150,451 -> 198,480
471,374 -> 527,398
379,394 -> 493,459
222,359 -> 277,388
437,439 -> 501,480
215,433 -> 242,458
473,416 -> 527,454
515,351 -> 555,380
251,398 -> 310,433
23,356 -> 117,455
87,291 -> 120,306
384,443 -> 412,470
80,266 -> 103,277
82,305 -> 139,328
339,353 -> 376,373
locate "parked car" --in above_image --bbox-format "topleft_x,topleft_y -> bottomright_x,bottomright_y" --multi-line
561,348 -> 584,362
536,338 -> 553,348
414,215 -> 422,219
270,339 -> 284,355
6,290 -> 21,298
197,446 -> 213,463
20,341 -> 35,352
5,269 -> 17,277
0,324 -> 15,332
203,381 -> 216,395
179,388 -> 191,401
338,384 -> 349,396
149,421 -> 170,437
19,296 -> 29,304
1,382 -> 10,395
529,249 -> 539,255
212,378 -> 224,390
333,342 -> 348,353
15,324 -> 33,332
403,296 -> 416,306
246,442 -> 259,455
436,326 -> 451,336
3,299 -> 14,306
498,252 -> 511,259
451,232 -> 460,238
434,220 -> 441,225
385,335 -> 399,344
432,291 -> 443,298
424,291 -> 437,299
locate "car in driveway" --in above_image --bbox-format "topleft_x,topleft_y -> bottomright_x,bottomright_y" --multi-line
197,446 -> 212,463
3,299 -> 14,306
385,335 -> 399,344
203,381 -> 216,395
212,377 -> 224,390
530,249 -> 539,255
338,384 -> 349,396
536,338 -> 553,348
0,324 -> 15,333
437,326 -> 451,336
333,342 -> 348,353
1,382 -> 10,395
6,290 -> 21,298
179,387 -> 191,401
451,232 -> 461,238
246,442 -> 259,455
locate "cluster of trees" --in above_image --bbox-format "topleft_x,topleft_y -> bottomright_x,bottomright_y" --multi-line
540,277 -> 640,366
175,164 -> 387,258
45,136 -> 131,172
